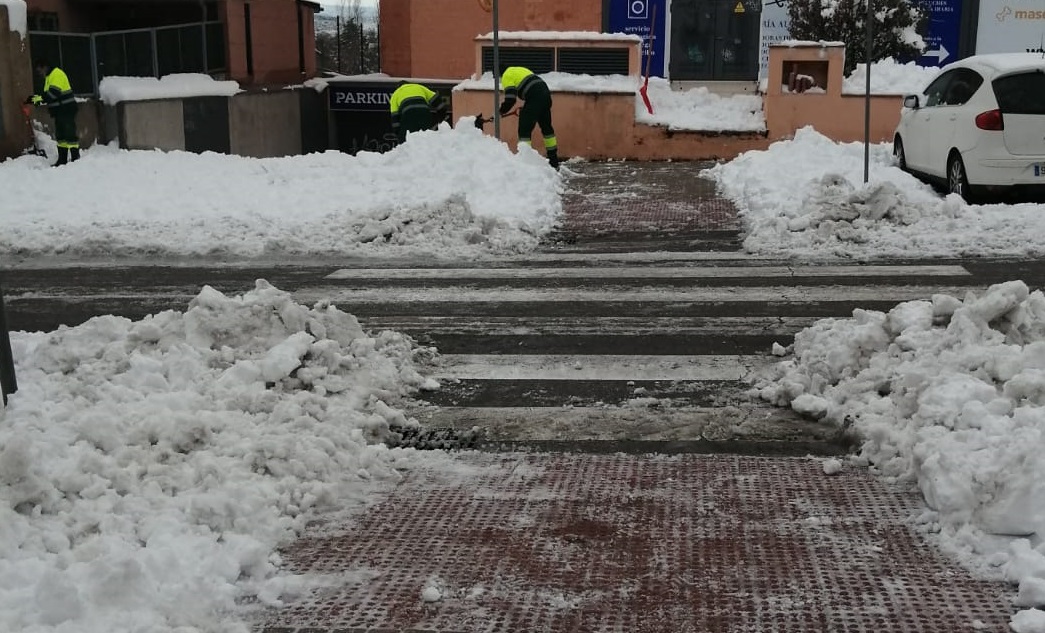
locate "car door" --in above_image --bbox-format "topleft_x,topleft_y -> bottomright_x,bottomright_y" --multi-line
928,68 -> 984,178
904,70 -> 956,173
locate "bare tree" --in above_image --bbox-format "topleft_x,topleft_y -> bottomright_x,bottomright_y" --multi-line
316,0 -> 380,75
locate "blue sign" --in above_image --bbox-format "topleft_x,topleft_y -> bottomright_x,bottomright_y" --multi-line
917,0 -> 962,67
607,0 -> 668,77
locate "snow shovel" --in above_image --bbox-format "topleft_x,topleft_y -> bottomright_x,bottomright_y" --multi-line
639,4 -> 657,115
20,104 -> 47,157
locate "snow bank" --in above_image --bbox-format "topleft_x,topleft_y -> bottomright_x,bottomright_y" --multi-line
455,71 -> 638,94
843,58 -> 938,95
636,77 -> 765,133
754,280 -> 1045,631
705,127 -> 1045,260
0,123 -> 562,261
0,281 -> 437,632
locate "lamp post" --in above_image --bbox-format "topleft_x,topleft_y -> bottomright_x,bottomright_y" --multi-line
492,0 -> 501,139
863,0 -> 873,183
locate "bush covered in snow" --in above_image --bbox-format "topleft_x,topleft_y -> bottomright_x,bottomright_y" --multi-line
788,0 -> 927,74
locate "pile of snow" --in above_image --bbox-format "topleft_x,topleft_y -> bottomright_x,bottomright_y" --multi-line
754,280 -> 1045,632
705,126 -> 1045,260
455,71 -> 638,94
842,58 -> 938,95
0,123 -> 562,261
636,77 -> 765,133
98,74 -> 243,105
0,281 -> 438,633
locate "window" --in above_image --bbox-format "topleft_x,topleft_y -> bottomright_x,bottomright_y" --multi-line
27,11 -> 59,32
941,69 -> 983,106
922,70 -> 956,107
993,70 -> 1045,115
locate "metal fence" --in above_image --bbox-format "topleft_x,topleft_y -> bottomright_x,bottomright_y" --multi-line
29,21 -> 226,96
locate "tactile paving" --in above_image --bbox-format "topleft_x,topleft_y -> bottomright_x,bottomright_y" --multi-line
256,454 -> 1013,633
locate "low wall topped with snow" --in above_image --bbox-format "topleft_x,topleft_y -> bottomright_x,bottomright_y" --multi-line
0,0 -> 33,161
473,31 -> 642,79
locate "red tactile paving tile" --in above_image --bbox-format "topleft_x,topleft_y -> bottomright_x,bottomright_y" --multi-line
559,162 -> 741,235
257,454 -> 1013,633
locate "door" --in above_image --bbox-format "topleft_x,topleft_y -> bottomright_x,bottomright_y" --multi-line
903,70 -> 955,173
668,0 -> 760,81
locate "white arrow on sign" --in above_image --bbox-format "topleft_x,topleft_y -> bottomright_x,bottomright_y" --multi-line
922,45 -> 950,63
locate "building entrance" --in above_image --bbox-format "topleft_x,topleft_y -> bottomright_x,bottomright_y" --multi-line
668,0 -> 761,81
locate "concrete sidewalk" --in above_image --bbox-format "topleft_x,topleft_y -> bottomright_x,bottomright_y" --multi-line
257,453 -> 1012,633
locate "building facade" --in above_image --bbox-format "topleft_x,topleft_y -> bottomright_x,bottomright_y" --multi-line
24,0 -> 319,93
380,0 -> 1040,83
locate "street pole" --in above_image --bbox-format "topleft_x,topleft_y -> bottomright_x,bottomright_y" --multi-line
0,281 -> 17,407
863,0 -> 872,183
492,0 -> 501,139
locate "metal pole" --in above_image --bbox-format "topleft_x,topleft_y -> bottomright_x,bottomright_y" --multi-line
492,0 -> 501,139
863,0 -> 872,183
0,282 -> 17,407
336,16 -> 342,73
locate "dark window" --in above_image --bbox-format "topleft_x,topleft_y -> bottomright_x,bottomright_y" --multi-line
922,69 -> 956,107
941,68 -> 983,106
556,48 -> 629,75
481,47 -> 555,74
27,12 -> 59,32
993,70 -> 1045,115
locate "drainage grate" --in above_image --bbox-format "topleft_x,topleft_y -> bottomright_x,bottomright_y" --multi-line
385,425 -> 485,451
257,454 -> 1014,633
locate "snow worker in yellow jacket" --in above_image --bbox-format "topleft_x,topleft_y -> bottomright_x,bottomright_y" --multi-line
499,65 -> 558,170
389,82 -> 448,144
27,58 -> 80,166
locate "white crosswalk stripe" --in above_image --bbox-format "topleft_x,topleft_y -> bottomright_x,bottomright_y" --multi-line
323,258 -> 977,445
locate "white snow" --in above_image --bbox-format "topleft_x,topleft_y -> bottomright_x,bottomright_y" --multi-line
842,58 -> 939,95
98,74 -> 243,105
455,71 -> 637,94
0,123 -> 562,261
0,280 -> 444,632
754,280 -> 1045,631
705,126 -> 1045,260
1,0 -> 27,37
476,31 -> 641,42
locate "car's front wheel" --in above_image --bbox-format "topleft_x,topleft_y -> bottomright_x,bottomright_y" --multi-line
947,152 -> 972,202
894,137 -> 907,171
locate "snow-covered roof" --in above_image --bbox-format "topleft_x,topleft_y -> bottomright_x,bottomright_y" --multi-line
0,0 -> 27,38
98,74 -> 243,105
455,71 -> 637,94
773,40 -> 846,48
477,31 -> 642,42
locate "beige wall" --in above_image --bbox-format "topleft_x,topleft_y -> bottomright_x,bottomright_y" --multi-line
120,100 -> 186,151
454,89 -> 770,161
229,90 -> 301,157
763,44 -> 903,143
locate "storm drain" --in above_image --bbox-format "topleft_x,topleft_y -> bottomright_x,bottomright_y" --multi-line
257,454 -> 1014,633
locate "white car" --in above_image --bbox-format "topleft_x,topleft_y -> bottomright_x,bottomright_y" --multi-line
893,53 -> 1045,201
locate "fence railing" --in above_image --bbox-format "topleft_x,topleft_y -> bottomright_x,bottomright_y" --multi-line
29,21 -> 226,96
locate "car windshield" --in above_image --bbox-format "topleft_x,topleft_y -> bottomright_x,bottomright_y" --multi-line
992,70 -> 1045,115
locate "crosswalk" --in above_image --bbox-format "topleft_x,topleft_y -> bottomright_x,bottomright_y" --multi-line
317,256 -> 985,451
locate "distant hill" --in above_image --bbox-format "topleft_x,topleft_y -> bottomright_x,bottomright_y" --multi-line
316,4 -> 377,34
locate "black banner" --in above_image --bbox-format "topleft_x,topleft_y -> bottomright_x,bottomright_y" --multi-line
328,83 -> 394,112
327,80 -> 456,155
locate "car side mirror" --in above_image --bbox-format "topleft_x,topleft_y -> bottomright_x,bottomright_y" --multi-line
903,95 -> 920,109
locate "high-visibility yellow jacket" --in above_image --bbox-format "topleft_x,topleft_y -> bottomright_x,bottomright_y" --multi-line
33,67 -> 77,112
499,66 -> 544,114
390,83 -> 447,133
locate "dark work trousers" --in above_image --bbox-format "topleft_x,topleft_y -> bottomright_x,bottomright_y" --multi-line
51,103 -> 80,165
518,85 -> 554,146
397,108 -> 434,143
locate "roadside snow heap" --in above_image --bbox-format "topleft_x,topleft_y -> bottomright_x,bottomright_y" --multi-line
755,280 -> 1045,632
706,127 -> 1045,260
0,281 -> 437,632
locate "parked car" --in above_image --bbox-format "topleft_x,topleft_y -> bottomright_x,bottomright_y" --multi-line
893,53 -> 1045,201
